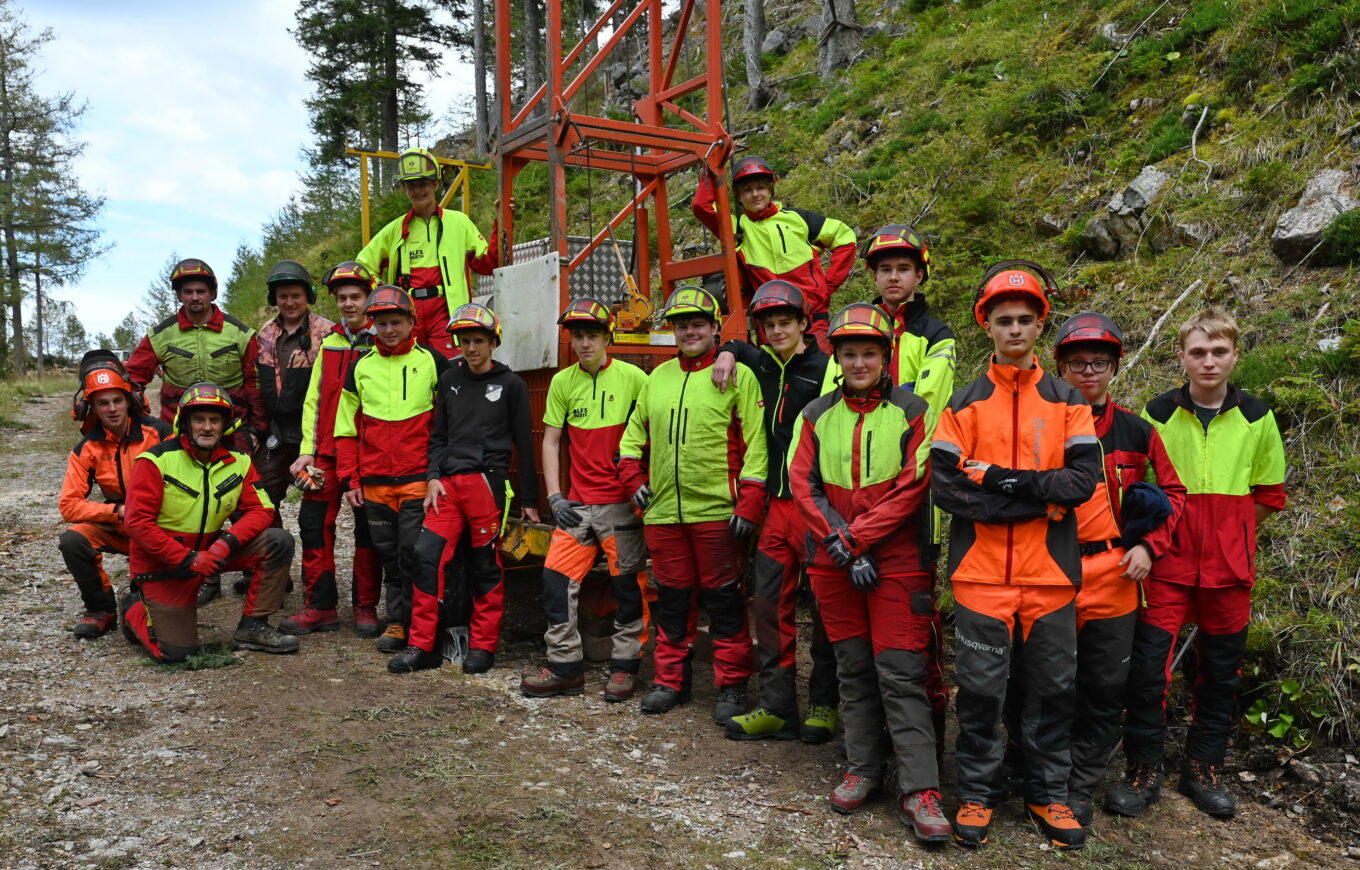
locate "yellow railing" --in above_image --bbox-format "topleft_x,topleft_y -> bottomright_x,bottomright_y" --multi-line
345,148 -> 494,245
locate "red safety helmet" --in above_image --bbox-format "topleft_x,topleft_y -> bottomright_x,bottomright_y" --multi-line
827,302 -> 895,350
1053,311 -> 1125,359
731,155 -> 776,188
558,296 -> 614,333
864,224 -> 931,282
449,302 -> 503,345
170,258 -> 217,293
175,382 -> 240,436
748,279 -> 807,321
323,260 -> 377,295
973,259 -> 1056,327
365,285 -> 417,320
662,285 -> 723,325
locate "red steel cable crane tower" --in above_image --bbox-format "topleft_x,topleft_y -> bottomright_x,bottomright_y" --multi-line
492,0 -> 745,357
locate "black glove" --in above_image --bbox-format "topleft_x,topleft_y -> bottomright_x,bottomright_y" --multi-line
548,493 -> 584,529
729,514 -> 756,537
631,484 -> 653,511
823,527 -> 857,568
849,554 -> 880,592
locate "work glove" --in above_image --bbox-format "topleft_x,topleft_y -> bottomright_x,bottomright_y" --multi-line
823,527 -> 857,569
631,484 -> 653,511
848,554 -> 880,592
187,540 -> 232,577
291,464 -> 326,492
729,514 -> 756,537
548,493 -> 584,529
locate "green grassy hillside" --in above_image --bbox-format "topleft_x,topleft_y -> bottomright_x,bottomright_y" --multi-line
226,0 -> 1360,747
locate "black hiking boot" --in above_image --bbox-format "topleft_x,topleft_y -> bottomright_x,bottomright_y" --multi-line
233,615 -> 300,654
388,645 -> 443,674
640,684 -> 691,714
712,684 -> 748,725
1103,763 -> 1164,818
1179,759 -> 1236,819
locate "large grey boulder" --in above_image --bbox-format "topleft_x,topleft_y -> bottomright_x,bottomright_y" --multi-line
1271,170 -> 1360,263
761,29 -> 788,54
1079,166 -> 1173,259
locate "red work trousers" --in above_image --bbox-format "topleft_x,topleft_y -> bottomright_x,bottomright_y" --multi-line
413,295 -> 456,359
411,472 -> 505,654
645,521 -> 754,691
297,456 -> 381,611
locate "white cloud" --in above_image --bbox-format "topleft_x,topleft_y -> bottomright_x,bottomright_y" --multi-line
22,0 -> 476,335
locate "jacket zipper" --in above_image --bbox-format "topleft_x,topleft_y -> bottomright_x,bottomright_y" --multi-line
1005,371 -> 1019,585
777,225 -> 788,254
851,411 -> 865,489
674,370 -> 692,523
115,439 -> 127,499
865,428 -> 874,480
402,365 -> 408,401
198,461 -> 212,549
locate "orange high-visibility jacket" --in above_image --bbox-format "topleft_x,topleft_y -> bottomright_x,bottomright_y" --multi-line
931,356 -> 1101,586
60,416 -> 172,527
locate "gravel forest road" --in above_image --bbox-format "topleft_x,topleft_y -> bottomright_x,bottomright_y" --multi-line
0,391 -> 1352,869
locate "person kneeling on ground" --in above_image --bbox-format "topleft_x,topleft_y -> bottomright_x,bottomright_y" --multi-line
59,351 -> 171,639
788,303 -> 949,845
389,303 -> 539,675
122,383 -> 297,661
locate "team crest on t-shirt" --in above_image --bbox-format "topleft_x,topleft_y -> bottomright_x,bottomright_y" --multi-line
485,384 -> 503,402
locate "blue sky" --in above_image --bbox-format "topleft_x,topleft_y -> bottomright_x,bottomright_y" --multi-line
24,1 -> 472,337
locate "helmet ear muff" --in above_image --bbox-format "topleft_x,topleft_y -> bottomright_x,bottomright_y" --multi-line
975,259 -> 1059,299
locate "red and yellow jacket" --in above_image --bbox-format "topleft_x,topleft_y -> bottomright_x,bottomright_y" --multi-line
1142,384 -> 1286,588
124,436 -> 274,578
788,381 -> 931,574
334,339 -> 447,488
931,357 -> 1101,586
692,172 -> 855,343
1073,401 -> 1187,554
543,357 -> 647,505
299,322 -> 375,461
125,305 -> 265,431
60,415 -> 172,527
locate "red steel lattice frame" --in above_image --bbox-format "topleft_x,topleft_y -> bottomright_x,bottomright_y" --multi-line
493,0 -> 745,359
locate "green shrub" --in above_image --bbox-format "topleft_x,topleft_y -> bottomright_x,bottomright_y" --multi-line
985,82 -> 1086,139
1237,161 -> 1304,204
1319,211 -> 1360,265
1141,110 -> 1192,164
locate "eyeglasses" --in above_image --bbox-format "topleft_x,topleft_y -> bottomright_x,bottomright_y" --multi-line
1062,359 -> 1113,374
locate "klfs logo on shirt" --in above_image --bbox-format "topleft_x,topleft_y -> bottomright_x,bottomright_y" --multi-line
485,383 -> 503,403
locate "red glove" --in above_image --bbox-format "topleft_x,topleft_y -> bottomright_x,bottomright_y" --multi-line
733,479 -> 767,524
188,540 -> 232,577
617,457 -> 648,495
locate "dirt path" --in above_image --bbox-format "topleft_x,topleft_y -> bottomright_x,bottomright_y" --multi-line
0,391 -> 1352,869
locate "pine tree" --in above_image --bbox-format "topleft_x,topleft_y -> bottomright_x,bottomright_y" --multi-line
293,0 -> 469,180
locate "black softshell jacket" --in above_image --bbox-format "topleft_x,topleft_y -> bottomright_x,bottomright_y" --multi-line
426,358 -> 540,503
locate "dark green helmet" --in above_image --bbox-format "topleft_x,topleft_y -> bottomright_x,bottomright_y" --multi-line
266,260 -> 315,305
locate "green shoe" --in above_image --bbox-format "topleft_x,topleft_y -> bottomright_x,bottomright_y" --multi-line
801,704 -> 839,744
724,707 -> 799,741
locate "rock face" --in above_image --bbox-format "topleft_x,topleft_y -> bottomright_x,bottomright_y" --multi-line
1079,165 -> 1172,259
1271,169 -> 1360,263
761,29 -> 787,55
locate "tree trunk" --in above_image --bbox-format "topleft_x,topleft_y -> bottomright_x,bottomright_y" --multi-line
474,0 -> 490,156
381,0 -> 400,188
817,0 -> 862,80
743,0 -> 771,109
523,0 -> 543,115
33,250 -> 41,373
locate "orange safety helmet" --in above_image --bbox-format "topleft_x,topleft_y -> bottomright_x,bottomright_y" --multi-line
448,302 -> 503,345
864,224 -> 931,282
827,302 -> 895,350
558,296 -> 614,335
323,260 -> 377,295
175,382 -> 240,436
71,349 -> 143,424
972,259 -> 1056,327
364,285 -> 417,320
